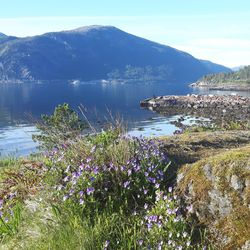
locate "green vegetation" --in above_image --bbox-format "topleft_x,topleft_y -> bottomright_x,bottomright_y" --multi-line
177,146 -> 250,249
183,120 -> 250,134
198,65 -> 250,85
1,104 -> 250,249
107,64 -> 173,81
32,103 -> 88,150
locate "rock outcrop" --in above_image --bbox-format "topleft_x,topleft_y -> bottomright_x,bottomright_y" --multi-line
176,146 -> 250,249
141,94 -> 250,122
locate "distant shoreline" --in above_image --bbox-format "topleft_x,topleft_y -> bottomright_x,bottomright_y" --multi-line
189,81 -> 250,91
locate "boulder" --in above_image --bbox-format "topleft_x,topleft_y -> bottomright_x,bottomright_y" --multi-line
177,146 -> 250,249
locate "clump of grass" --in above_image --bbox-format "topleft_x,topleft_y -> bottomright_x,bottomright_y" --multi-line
0,159 -> 47,242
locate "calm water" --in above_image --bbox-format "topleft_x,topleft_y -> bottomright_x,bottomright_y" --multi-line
0,81 -> 249,157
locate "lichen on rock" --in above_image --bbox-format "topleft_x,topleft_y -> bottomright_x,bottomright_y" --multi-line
176,146 -> 250,249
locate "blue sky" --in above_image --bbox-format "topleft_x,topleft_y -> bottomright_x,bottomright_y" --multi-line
0,0 -> 249,67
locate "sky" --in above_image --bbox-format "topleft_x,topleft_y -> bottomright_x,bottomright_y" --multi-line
0,0 -> 249,68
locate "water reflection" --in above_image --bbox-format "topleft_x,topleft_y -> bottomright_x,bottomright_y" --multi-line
0,81 -> 249,157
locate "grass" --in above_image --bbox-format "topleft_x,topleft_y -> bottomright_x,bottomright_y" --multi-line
1,104 -> 249,249
0,127 -> 215,249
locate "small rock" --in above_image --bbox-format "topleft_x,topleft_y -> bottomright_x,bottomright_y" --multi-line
231,175 -> 244,191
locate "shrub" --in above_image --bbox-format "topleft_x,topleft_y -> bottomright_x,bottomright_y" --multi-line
33,103 -> 88,150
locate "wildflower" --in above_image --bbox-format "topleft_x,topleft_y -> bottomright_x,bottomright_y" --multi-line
9,192 -> 16,200
144,203 -> 148,210
63,194 -> 69,201
90,176 -> 95,182
79,164 -> 84,171
182,232 -> 188,238
147,223 -> 153,230
57,185 -> 63,191
104,240 -> 110,249
123,181 -> 130,189
65,165 -> 71,173
157,221 -> 162,228
121,166 -> 126,171
168,186 -> 173,193
147,177 -> 156,184
155,183 -> 160,189
90,145 -> 96,153
79,190 -> 84,197
186,204 -> 193,213
79,198 -> 84,205
144,189 -> 148,195
86,157 -> 92,163
138,239 -> 143,246
148,215 -> 158,222
127,169 -> 132,176
63,176 -> 70,182
0,199 -> 3,208
86,187 -> 95,195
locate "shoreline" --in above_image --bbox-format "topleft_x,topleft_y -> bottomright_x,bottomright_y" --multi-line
140,94 -> 250,122
189,81 -> 250,91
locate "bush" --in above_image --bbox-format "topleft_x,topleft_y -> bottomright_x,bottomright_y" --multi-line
33,103 -> 88,150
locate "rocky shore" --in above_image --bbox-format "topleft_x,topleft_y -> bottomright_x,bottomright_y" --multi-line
140,94 -> 250,122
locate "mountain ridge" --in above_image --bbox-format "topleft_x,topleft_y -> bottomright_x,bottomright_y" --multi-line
0,25 -> 231,83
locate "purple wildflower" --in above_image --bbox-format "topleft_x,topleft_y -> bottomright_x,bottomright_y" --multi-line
63,194 -> 69,201
147,177 -> 156,184
86,187 -> 95,195
138,240 -> 143,246
123,181 -> 130,189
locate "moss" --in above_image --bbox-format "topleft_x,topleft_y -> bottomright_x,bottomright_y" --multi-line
161,130 -> 250,165
177,162 -> 212,206
177,146 -> 250,249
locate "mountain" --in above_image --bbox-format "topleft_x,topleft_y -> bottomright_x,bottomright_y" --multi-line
0,25 -> 231,82
0,33 -> 17,45
0,32 -> 7,38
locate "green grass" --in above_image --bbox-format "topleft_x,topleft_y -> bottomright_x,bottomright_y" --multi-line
0,129 -> 215,249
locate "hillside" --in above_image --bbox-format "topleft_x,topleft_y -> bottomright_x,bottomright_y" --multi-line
191,65 -> 250,90
0,25 -> 230,83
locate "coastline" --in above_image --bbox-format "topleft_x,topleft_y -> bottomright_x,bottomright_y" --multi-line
189,81 -> 250,91
140,94 -> 250,122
